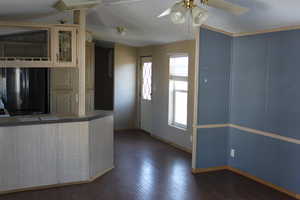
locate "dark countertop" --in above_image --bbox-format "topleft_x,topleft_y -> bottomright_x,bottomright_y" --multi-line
0,110 -> 113,127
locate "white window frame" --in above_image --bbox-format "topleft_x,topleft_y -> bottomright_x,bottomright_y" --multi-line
168,54 -> 189,130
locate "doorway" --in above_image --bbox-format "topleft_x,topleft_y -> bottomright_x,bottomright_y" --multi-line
140,57 -> 152,133
94,42 -> 114,111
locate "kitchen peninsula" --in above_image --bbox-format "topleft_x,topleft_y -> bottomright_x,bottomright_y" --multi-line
0,8 -> 114,195
0,111 -> 114,194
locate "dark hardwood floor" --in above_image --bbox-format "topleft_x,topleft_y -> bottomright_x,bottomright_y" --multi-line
0,130 -> 296,200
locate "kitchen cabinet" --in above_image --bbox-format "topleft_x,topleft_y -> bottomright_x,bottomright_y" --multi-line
51,42 -> 95,114
0,27 -> 52,67
53,27 -> 78,67
0,24 -> 78,68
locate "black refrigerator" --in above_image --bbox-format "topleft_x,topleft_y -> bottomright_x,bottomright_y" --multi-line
0,68 -> 49,116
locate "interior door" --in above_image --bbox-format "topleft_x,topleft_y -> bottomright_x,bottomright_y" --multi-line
140,57 -> 152,133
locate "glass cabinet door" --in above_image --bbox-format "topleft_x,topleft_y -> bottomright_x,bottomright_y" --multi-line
54,27 -> 77,67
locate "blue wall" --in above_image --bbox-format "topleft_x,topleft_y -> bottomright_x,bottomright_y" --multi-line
196,29 -> 232,169
229,30 -> 300,194
230,31 -> 300,139
229,128 -> 300,194
198,29 -> 232,125
197,127 -> 229,168
196,29 -> 300,194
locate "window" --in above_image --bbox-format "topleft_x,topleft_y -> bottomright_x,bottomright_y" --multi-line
142,61 -> 152,100
168,55 -> 189,129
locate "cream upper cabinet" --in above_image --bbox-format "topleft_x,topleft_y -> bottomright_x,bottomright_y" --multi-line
53,27 -> 78,67
0,24 -> 80,68
0,26 -> 52,68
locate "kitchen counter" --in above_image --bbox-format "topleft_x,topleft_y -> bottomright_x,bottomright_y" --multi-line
0,110 -> 113,127
0,110 -> 114,194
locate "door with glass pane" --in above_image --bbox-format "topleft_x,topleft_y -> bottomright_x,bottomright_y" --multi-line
140,57 -> 152,133
54,27 -> 77,67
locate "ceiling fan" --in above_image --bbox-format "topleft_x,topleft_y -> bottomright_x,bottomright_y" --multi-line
0,0 -> 248,27
55,0 -> 247,12
157,0 -> 249,26
54,0 -> 248,28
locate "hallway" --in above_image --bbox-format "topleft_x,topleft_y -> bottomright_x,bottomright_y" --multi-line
0,130 -> 295,200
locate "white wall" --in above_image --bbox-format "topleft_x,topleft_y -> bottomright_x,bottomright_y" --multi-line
114,44 -> 137,130
138,40 -> 196,150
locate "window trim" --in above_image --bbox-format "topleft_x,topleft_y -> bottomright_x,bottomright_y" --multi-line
172,89 -> 188,129
168,54 -> 189,131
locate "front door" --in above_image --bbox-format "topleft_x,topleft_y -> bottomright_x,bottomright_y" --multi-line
140,57 -> 152,133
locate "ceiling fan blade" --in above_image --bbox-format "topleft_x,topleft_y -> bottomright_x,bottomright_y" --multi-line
103,0 -> 145,6
0,11 -> 60,20
157,8 -> 172,18
206,0 -> 249,15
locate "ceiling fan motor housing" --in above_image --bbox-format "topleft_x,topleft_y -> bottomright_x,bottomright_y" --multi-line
183,0 -> 196,8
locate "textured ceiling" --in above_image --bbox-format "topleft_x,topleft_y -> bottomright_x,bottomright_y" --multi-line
1,0 -> 300,46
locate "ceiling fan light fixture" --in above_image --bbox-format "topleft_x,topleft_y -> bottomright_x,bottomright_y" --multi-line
170,2 -> 188,24
170,11 -> 186,24
158,0 -> 249,28
116,26 -> 126,36
192,7 -> 208,27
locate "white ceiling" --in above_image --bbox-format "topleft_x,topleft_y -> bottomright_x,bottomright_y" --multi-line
1,0 -> 300,46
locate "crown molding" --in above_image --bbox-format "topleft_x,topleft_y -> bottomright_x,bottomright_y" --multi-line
233,25 -> 300,37
201,24 -> 234,37
201,24 -> 300,37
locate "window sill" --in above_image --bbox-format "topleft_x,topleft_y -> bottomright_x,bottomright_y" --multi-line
169,124 -> 187,132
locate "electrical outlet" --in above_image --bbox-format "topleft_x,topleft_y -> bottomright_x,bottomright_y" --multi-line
230,149 -> 235,158
190,135 -> 193,142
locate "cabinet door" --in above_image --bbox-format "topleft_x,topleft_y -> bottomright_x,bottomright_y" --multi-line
51,91 -> 77,114
50,68 -> 77,114
54,27 -> 77,67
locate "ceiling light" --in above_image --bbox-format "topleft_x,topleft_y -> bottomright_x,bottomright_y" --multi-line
158,0 -> 210,27
58,19 -> 68,24
192,7 -> 208,27
170,2 -> 188,24
116,27 -> 126,36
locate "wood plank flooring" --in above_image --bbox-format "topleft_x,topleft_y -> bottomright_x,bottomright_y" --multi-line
0,130 -> 296,200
